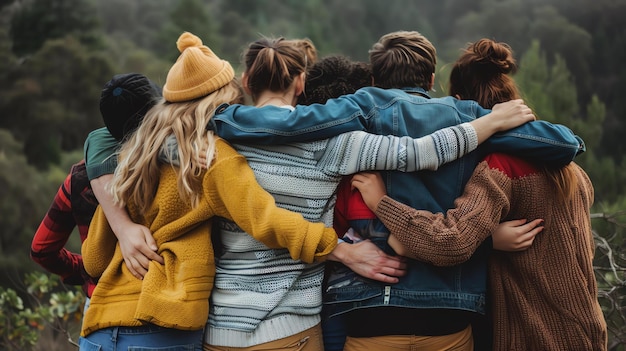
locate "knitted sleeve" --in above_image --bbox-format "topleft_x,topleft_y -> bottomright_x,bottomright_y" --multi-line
319,123 -> 477,175
375,154 -> 513,266
30,172 -> 85,285
203,139 -> 338,263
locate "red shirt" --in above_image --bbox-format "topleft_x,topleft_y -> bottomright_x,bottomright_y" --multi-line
333,176 -> 377,237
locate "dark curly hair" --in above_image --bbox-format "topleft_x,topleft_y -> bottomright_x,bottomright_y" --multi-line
298,55 -> 371,105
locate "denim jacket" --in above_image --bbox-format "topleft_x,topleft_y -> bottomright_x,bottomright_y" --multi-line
211,86 -> 585,329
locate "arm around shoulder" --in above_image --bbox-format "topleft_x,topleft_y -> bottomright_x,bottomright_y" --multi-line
484,120 -> 585,167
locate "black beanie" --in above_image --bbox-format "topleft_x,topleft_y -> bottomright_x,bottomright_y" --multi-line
99,73 -> 162,141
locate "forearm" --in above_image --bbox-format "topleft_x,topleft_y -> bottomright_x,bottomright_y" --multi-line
470,114 -> 506,145
374,163 -> 509,266
207,149 -> 338,263
90,174 -> 132,238
326,240 -> 347,262
31,247 -> 83,283
375,196 -> 489,266
330,123 -> 477,174
484,121 -> 585,166
212,96 -> 369,144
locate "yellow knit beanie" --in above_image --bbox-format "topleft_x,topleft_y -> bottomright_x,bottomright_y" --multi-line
163,32 -> 235,102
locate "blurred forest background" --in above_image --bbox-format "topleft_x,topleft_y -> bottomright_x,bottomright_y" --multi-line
0,0 -> 625,349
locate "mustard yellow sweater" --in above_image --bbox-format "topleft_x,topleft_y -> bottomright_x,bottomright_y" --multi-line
81,138 -> 337,337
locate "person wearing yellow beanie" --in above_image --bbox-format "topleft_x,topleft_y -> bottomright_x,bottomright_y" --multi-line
78,31 -> 339,351
163,32 -> 234,102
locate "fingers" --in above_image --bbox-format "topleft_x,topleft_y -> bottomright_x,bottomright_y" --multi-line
494,99 -> 536,124
504,218 -> 530,227
371,273 -> 400,284
341,240 -> 407,283
350,173 -> 371,189
513,220 -> 544,250
125,257 -> 148,280
363,263 -> 407,284
517,218 -> 544,231
493,218 -> 543,252
509,219 -> 544,251
143,232 -> 164,264
121,244 -> 160,280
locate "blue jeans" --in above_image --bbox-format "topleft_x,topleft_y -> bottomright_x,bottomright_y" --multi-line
78,324 -> 203,351
322,314 -> 347,351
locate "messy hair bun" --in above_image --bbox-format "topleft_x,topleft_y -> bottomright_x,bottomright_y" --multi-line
468,39 -> 517,75
449,38 -> 521,108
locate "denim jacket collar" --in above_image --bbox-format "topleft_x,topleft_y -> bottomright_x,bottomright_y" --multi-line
400,87 -> 431,98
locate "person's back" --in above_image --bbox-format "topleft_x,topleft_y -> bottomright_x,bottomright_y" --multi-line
448,38 -> 606,350
207,42 -> 350,348
324,32 -> 487,347
483,154 -> 604,350
364,37 -> 607,351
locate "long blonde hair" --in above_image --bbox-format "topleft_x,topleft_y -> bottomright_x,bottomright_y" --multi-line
110,80 -> 243,213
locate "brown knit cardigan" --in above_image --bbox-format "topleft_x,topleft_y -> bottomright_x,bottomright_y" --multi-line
375,153 -> 607,351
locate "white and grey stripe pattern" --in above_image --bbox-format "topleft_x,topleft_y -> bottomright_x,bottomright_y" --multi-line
205,122 -> 477,347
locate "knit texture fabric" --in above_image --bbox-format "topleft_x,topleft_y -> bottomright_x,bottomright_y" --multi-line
375,153 -> 607,350
80,139 -> 337,337
163,32 -> 234,102
205,122 -> 478,347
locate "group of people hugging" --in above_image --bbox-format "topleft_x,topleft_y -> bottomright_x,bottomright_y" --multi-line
30,29 -> 607,351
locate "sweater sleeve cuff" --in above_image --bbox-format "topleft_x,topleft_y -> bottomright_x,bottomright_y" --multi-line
86,156 -> 118,180
374,196 -> 408,230
459,122 -> 479,151
314,227 -> 339,261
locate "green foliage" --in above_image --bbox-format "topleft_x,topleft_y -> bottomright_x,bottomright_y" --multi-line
451,0 -> 529,57
516,40 -> 626,205
9,0 -> 103,56
94,0 -> 176,52
0,286 -> 38,349
517,40 -> 576,123
0,272 -> 84,350
0,28 -> 15,76
0,37 -> 114,169
575,95 -> 607,151
528,5 -> 592,93
0,130 -> 57,270
156,0 -> 219,63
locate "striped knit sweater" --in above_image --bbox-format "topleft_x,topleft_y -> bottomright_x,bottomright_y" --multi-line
375,153 -> 607,351
205,120 -> 479,347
